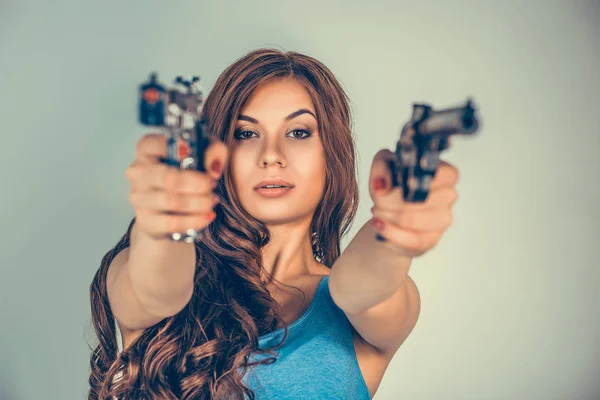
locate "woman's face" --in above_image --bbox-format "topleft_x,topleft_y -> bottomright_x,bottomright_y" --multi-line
230,77 -> 326,226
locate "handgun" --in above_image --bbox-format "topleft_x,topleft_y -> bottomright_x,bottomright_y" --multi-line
389,98 -> 481,203
138,72 -> 212,243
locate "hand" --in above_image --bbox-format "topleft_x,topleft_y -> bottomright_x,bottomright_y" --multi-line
126,133 -> 229,240
368,149 -> 459,258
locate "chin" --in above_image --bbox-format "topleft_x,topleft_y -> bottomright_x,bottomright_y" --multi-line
251,211 -> 300,223
247,207 -> 316,225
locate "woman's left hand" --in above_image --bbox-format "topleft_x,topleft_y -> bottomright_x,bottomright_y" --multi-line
368,148 -> 460,259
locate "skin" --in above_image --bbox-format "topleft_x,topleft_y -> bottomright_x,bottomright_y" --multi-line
230,77 -> 328,286
116,75 -> 458,399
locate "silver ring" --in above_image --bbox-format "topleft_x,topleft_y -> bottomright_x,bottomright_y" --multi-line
169,228 -> 203,243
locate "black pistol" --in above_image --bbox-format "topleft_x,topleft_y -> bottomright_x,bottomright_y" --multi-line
390,98 -> 481,203
138,72 -> 212,243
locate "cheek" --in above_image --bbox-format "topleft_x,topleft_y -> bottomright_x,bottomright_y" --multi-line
314,149 -> 327,179
304,153 -> 327,192
229,153 -> 248,191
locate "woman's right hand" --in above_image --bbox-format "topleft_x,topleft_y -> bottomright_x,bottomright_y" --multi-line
125,133 -> 228,240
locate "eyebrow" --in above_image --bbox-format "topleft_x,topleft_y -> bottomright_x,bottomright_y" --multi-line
237,108 -> 317,124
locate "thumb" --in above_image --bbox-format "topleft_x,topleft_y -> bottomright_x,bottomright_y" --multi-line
203,137 -> 229,181
369,148 -> 403,209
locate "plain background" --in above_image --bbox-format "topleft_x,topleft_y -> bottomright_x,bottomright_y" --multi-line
1,1 -> 598,399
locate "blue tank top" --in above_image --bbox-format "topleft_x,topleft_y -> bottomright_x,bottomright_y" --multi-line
241,275 -> 372,399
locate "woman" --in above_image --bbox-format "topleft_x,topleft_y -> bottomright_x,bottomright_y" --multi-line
89,48 -> 459,399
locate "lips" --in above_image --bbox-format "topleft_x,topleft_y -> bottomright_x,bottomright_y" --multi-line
253,178 -> 294,189
254,186 -> 294,198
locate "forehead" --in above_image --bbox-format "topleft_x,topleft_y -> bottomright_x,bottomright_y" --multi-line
240,77 -> 315,116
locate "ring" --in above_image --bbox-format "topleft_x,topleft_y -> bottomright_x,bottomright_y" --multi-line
169,228 -> 204,243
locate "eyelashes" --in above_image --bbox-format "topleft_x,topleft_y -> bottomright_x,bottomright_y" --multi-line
233,129 -> 313,141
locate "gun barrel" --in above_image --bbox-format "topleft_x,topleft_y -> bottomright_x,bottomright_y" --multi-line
419,105 -> 479,136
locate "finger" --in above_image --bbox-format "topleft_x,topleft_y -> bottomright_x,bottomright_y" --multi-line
371,206 -> 453,232
135,133 -> 168,164
369,148 -> 403,210
134,134 -> 228,181
202,137 -> 229,181
126,163 -> 215,194
136,209 -> 217,237
430,161 -> 460,191
130,189 -> 219,214
370,216 -> 420,251
370,217 -> 442,256
376,187 -> 458,212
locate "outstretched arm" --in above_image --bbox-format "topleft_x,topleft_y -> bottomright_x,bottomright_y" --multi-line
329,148 -> 459,358
329,220 -> 420,358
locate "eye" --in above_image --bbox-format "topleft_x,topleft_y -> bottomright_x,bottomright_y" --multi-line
288,129 -> 312,139
233,130 -> 257,141
233,129 -> 313,141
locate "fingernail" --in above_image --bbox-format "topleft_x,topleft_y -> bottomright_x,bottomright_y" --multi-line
375,233 -> 387,242
210,160 -> 222,175
207,211 -> 216,220
374,177 -> 387,191
372,217 -> 384,231
211,180 -> 217,189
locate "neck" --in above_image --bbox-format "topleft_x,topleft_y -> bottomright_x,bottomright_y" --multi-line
259,218 -> 317,284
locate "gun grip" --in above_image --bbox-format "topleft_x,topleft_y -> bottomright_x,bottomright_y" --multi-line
194,121 -> 211,173
388,157 -> 400,188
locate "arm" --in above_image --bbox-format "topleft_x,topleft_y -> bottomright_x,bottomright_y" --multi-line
331,147 -> 459,358
107,220 -> 196,334
328,220 -> 421,358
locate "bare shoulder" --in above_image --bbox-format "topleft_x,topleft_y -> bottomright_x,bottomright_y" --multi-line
352,327 -> 393,398
312,262 -> 333,277
317,262 -> 394,398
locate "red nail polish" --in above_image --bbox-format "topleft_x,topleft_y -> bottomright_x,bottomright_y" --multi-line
374,177 -> 387,191
210,160 -> 222,174
372,217 -> 384,231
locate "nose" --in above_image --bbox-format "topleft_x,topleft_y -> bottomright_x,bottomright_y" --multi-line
259,142 -> 286,168
261,157 -> 285,167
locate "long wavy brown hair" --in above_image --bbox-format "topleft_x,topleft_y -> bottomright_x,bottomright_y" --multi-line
88,47 -> 360,399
